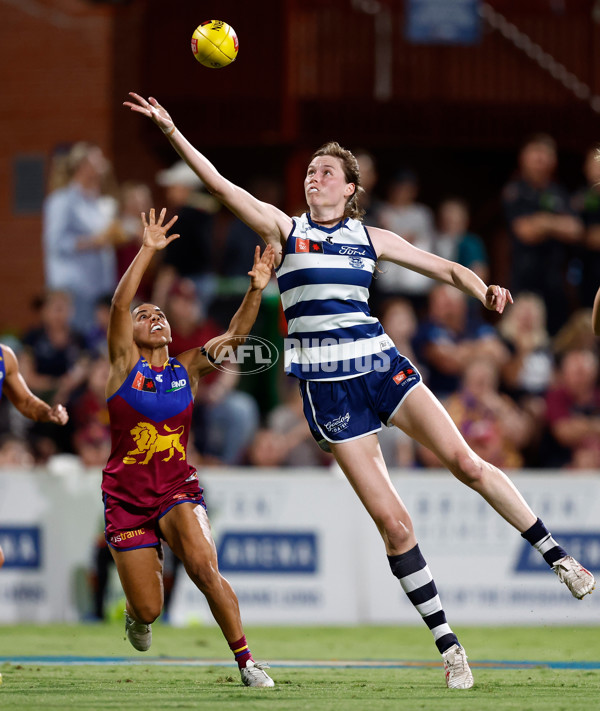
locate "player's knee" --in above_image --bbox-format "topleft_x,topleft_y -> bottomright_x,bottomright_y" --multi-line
187,558 -> 221,593
379,515 -> 413,549
451,450 -> 485,486
0,545 -> 4,569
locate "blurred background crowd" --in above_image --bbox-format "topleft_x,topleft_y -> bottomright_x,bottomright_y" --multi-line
1,132 -> 600,475
2,0 -> 600,476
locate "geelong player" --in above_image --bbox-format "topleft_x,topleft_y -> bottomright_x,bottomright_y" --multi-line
103,207 -> 275,688
0,343 -> 69,568
125,93 -> 595,690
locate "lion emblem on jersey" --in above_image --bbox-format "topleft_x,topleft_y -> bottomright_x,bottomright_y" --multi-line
123,422 -> 186,465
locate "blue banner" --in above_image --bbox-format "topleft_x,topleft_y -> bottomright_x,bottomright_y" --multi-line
405,0 -> 481,45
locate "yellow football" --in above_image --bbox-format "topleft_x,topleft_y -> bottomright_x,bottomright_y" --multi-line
191,20 -> 239,69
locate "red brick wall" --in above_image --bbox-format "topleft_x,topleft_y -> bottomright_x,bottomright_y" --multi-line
0,0 -> 124,332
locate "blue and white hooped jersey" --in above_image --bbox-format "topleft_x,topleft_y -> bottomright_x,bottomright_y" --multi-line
276,213 -> 398,381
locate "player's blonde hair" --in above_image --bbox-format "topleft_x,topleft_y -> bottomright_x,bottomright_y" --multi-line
311,142 -> 366,221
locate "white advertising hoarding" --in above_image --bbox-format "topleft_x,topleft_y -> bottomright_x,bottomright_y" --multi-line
0,468 -> 599,626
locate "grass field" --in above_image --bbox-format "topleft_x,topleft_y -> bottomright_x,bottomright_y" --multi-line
1,623 -> 599,710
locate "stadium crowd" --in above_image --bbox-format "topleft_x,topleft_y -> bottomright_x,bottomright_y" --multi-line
1,134 -> 600,473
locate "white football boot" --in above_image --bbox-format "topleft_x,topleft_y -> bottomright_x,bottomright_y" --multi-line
553,556 -> 595,599
240,660 -> 275,687
125,612 -> 152,652
442,644 -> 474,689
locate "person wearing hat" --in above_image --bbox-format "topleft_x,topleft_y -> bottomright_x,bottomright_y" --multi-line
152,161 -> 220,310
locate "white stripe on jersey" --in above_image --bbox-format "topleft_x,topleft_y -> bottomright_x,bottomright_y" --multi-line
288,312 -> 379,336
280,282 -> 370,312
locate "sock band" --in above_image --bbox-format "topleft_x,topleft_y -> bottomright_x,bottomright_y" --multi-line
228,635 -> 253,668
521,518 -> 567,566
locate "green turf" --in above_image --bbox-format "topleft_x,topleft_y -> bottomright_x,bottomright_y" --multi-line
1,624 -> 599,710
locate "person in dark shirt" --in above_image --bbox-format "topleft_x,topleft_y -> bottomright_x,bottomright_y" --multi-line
502,134 -> 583,334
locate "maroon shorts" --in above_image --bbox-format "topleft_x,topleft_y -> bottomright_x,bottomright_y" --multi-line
104,485 -> 206,551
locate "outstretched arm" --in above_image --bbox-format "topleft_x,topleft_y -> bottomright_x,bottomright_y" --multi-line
1,345 -> 68,425
371,226 -> 513,314
178,245 -> 275,384
107,208 -> 179,380
123,93 -> 293,255
593,286 -> 600,336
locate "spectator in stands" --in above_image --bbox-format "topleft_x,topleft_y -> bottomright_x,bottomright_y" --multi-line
377,298 -> 419,467
166,278 -> 260,464
373,169 -> 435,316
497,292 -> 553,466
68,353 -> 111,467
247,383 -> 328,468
571,146 -> 600,310
85,295 -> 112,357
19,290 -> 89,458
414,283 -> 509,400
152,160 -> 220,309
442,359 -> 532,470
0,433 -> 35,468
502,133 -> 583,335
354,149 -> 382,224
498,292 -> 553,402
434,198 -> 489,284
543,349 -> 600,468
553,308 -> 598,359
43,142 -> 118,330
109,182 -> 154,301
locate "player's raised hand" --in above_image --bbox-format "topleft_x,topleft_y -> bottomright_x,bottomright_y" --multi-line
248,245 -> 275,291
124,93 -> 175,135
484,284 -> 513,314
141,208 -> 180,251
47,404 -> 69,426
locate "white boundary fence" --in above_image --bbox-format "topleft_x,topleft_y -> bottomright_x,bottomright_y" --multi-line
0,468 -> 599,625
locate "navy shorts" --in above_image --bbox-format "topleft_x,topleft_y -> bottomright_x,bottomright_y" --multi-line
299,354 -> 422,452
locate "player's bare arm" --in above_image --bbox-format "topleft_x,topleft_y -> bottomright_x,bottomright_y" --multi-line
1,345 -> 68,425
106,208 -> 179,396
593,286 -> 600,336
371,226 -> 512,314
124,93 -> 292,259
178,245 -> 275,392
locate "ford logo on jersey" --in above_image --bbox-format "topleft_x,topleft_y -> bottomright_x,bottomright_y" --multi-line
0,526 -> 42,568
217,531 -> 318,574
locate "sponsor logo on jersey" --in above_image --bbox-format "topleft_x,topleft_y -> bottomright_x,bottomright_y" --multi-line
393,368 -> 415,385
167,379 -> 187,392
132,371 -> 157,393
296,238 -> 323,253
324,412 -> 350,434
122,422 -> 186,465
110,528 -> 146,545
339,245 -> 366,256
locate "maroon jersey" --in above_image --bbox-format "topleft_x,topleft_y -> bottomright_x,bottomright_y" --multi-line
102,357 -> 198,506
